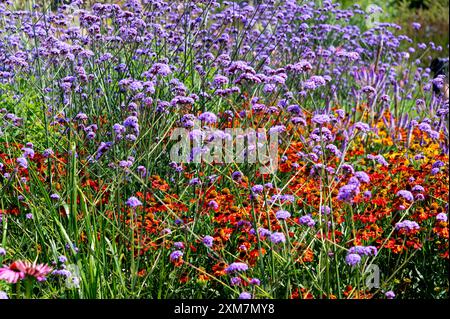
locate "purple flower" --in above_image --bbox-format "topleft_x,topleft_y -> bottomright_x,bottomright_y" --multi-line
354,122 -> 371,133
249,278 -> 261,286
269,125 -> 286,134
270,232 -> 286,244
96,142 -> 113,160
0,247 -> 6,256
345,253 -> 361,266
251,185 -> 264,194
0,291 -> 8,299
418,122 -> 431,133
137,166 -> 147,177
298,215 -> 316,227
189,178 -> 201,186
238,292 -> 252,299
230,277 -> 242,286
50,193 -> 60,201
436,213 -> 447,222
26,213 -> 33,220
52,269 -> 72,278
363,191 -> 372,199
231,171 -> 243,181
349,246 -> 378,256
396,190 -> 414,202
212,75 -> 229,87
415,194 -> 425,201
17,157 -> 28,169
432,161 -> 445,169
337,183 -> 360,202
411,185 -> 424,192
113,123 -> 126,135
355,171 -> 370,183
411,22 -> 421,30
226,262 -> 249,274
58,255 -> 68,263
361,86 -> 376,95
320,206 -> 331,215
170,250 -> 183,262
21,147 -> 35,159
208,200 -> 219,210
198,112 -> 217,124
341,164 -> 355,175
126,196 -> 142,208
312,114 -> 330,125
395,220 -> 420,233
276,210 -> 291,220
202,235 -> 214,248
257,227 -> 272,238
174,242 -> 185,250
367,154 -> 389,167
385,291 -> 396,299
431,167 -> 440,175
43,149 -> 54,158
147,63 -> 171,77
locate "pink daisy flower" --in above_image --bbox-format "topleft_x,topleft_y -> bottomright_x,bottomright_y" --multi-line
0,261 -> 27,283
0,261 -> 53,283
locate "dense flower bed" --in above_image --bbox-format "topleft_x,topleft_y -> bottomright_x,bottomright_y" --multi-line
0,0 -> 448,299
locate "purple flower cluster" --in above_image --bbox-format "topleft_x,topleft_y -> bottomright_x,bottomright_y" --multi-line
225,262 -> 249,274
396,190 -> 414,202
395,220 -> 420,233
276,210 -> 291,220
298,215 -> 316,227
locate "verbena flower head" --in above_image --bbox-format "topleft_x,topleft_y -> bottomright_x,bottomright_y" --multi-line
17,157 -> 28,169
238,292 -> 252,299
170,250 -> 183,262
345,253 -> 361,266
411,185 -> 424,192
231,171 -> 243,181
58,255 -> 68,264
251,185 -> 264,194
276,210 -> 291,220
298,215 -> 316,227
320,206 -> 331,215
208,200 -> 219,210
355,171 -> 370,183
312,114 -> 330,125
126,196 -> 142,208
249,278 -> 261,286
198,112 -> 217,124
411,22 -> 421,30
173,242 -> 185,250
385,291 -> 396,299
349,245 -> 378,256
436,213 -> 448,222
230,276 -> 242,286
395,220 -> 420,233
337,183 -> 360,202
226,262 -> 249,274
202,235 -> 214,248
270,232 -> 286,244
396,190 -> 414,202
